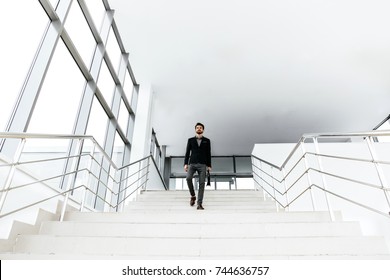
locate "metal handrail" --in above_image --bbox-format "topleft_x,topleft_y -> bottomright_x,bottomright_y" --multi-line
0,168 -> 88,192
148,155 -> 168,191
0,132 -> 167,221
0,185 -> 86,219
0,155 -> 116,198
251,130 -> 390,220
117,153 -> 168,190
305,151 -> 390,166
254,174 -> 390,219
270,130 -> 390,171
0,132 -> 120,169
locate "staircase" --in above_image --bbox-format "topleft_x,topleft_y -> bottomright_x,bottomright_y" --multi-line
1,190 -> 389,259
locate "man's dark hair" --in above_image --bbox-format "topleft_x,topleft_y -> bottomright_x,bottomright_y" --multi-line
195,122 -> 204,129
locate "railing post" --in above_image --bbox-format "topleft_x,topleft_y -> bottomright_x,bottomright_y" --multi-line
144,156 -> 151,191
282,167 -> 289,211
79,141 -> 96,212
137,161 -> 142,193
116,167 -> 127,213
301,140 -> 317,211
117,166 -> 127,212
0,138 -> 26,213
366,136 -> 390,211
259,160 -> 266,201
251,157 -> 258,193
60,138 -> 82,221
135,160 -> 142,198
252,157 -> 261,194
271,167 -> 279,212
80,186 -> 87,212
313,138 -> 335,221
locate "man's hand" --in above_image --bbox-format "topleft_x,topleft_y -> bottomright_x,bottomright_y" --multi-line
207,166 -> 212,172
184,164 -> 188,172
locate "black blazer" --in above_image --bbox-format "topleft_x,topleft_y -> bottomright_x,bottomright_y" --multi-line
184,136 -> 212,167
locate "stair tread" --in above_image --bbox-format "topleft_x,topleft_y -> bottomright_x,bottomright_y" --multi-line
4,190 -> 389,259
2,252 -> 390,260
12,235 -> 390,256
38,220 -> 363,237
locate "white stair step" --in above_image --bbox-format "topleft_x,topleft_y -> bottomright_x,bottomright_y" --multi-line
130,200 -> 276,205
12,235 -> 389,256
1,252 -> 389,260
138,190 -> 265,198
126,193 -> 280,210
140,190 -> 263,194
39,221 -> 363,238
63,211 -> 341,223
125,205 -> 280,211
135,197 -> 271,202
3,189 -> 389,260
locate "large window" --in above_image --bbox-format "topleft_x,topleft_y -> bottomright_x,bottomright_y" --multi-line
85,0 -> 106,32
169,156 -> 253,190
112,131 -> 125,167
1,0 -> 139,213
97,61 -> 116,107
106,27 -> 123,74
118,99 -> 129,132
0,1 -> 48,131
28,39 -> 85,134
64,1 -> 96,68
86,97 -> 109,147
124,70 -> 136,110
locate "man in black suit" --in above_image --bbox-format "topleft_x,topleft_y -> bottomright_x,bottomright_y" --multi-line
184,122 -> 212,210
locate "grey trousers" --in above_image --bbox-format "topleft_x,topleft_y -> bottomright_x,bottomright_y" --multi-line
186,163 -> 206,205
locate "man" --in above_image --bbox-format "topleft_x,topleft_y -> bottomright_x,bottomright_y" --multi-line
184,122 -> 212,210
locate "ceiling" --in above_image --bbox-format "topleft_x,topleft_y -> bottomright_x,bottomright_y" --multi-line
109,0 -> 390,156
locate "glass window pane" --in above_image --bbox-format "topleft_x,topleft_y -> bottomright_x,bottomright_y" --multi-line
124,70 -> 134,109
49,0 -> 59,9
112,131 -> 125,167
235,156 -> 252,173
377,120 -> 390,142
212,157 -> 234,173
85,0 -> 106,32
0,1 -> 48,130
87,97 -> 109,147
64,1 -> 96,68
28,40 -> 85,134
97,61 -> 115,107
128,115 -> 135,141
118,99 -> 129,132
131,87 -> 139,114
170,157 -> 186,176
106,27 -> 122,74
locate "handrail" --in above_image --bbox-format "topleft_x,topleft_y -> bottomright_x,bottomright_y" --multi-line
264,130 -> 390,171
0,132 -> 120,170
373,114 -> 390,130
148,155 -> 168,190
0,132 -> 167,221
0,185 -> 86,219
117,152 -> 168,190
251,130 -> 390,221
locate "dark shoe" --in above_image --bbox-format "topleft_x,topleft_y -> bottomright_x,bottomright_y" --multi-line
190,196 -> 196,206
197,204 -> 204,210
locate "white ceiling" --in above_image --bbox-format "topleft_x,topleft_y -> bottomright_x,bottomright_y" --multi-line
109,0 -> 390,156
